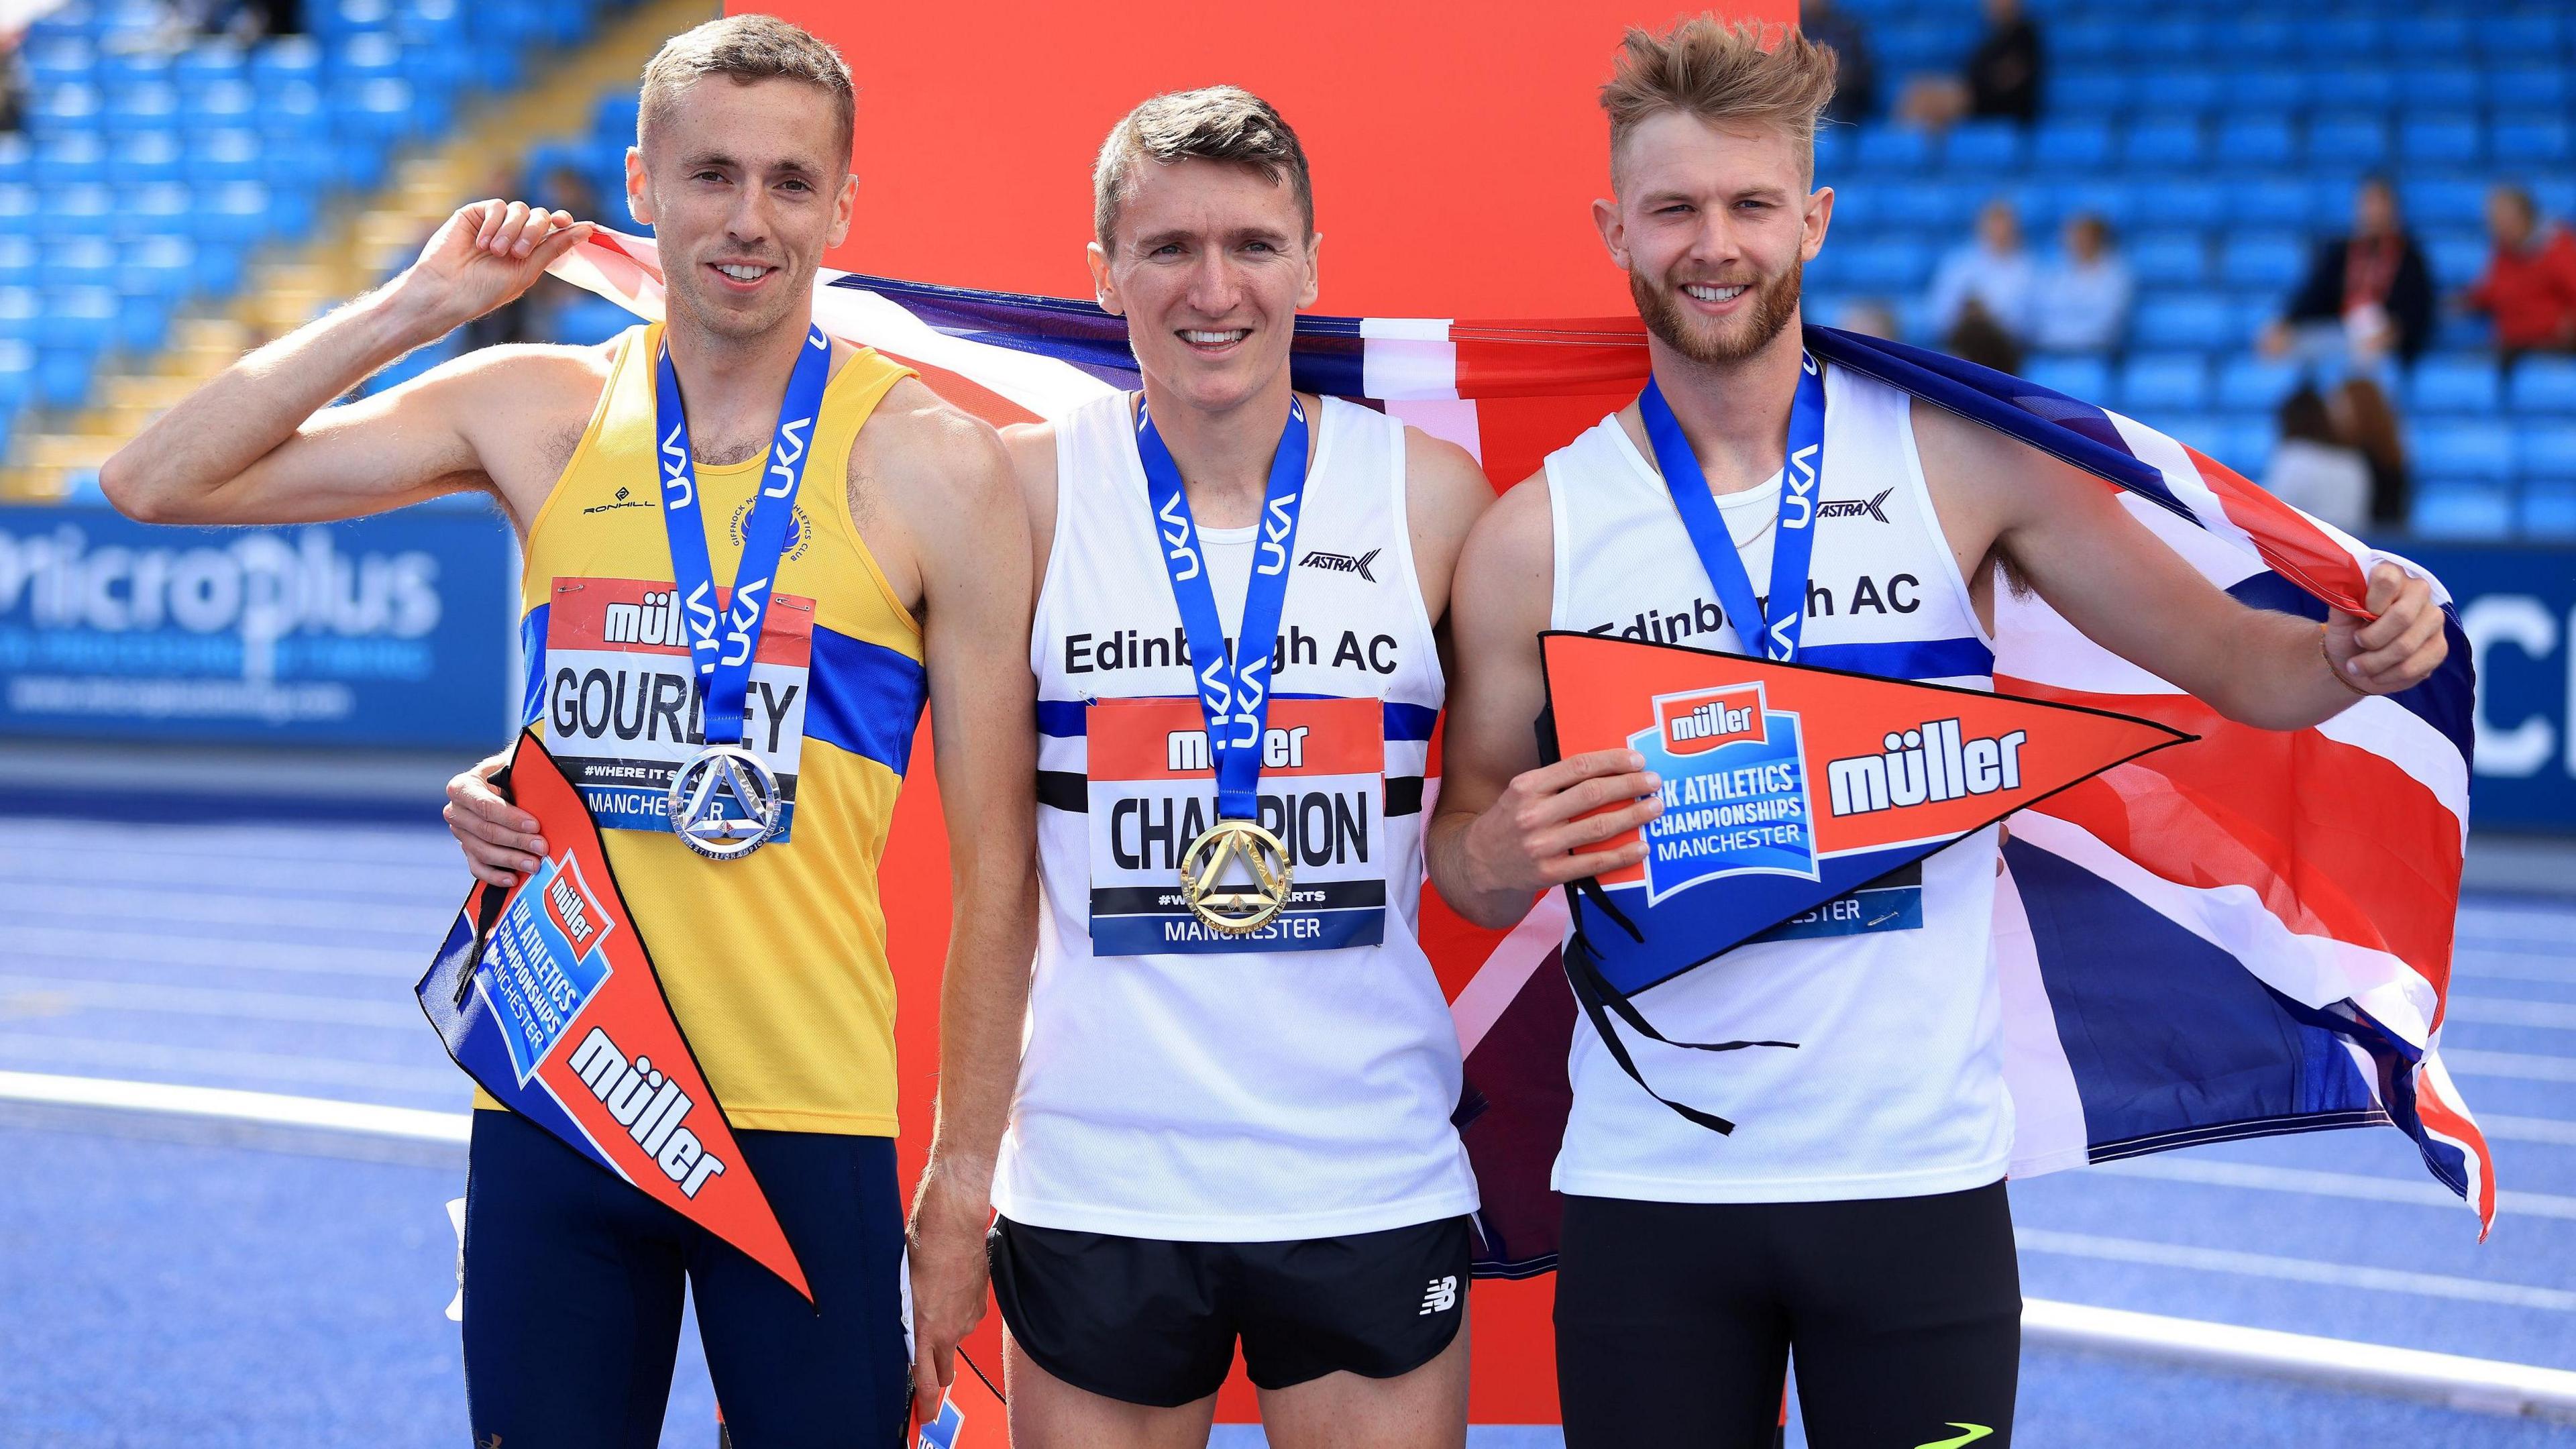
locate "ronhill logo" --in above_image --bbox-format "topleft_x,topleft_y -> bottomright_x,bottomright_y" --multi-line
1817,488 -> 1894,523
1299,547 -> 1379,582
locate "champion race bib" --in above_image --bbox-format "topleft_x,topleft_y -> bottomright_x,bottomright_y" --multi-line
1085,695 -> 1386,955
539,576 -> 810,840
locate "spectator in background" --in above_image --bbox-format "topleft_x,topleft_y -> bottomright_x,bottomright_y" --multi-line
1835,298 -> 1900,341
2332,375 -> 2410,529
2261,176 -> 2434,368
1929,199 -> 2036,345
2029,212 -> 2131,355
1946,299 -> 2023,377
1803,0 -> 1877,123
2457,184 -> 2576,362
2263,384 -> 2371,534
1897,0 -> 2045,130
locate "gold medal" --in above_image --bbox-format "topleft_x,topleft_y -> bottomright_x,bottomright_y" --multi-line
1178,819 -> 1294,934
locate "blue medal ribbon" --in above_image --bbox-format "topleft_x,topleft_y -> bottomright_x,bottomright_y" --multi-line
1636,352 -> 1827,661
1136,394 -> 1311,822
652,324 -> 833,749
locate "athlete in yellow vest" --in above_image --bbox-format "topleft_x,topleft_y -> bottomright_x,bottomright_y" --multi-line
99,17 -> 1034,1448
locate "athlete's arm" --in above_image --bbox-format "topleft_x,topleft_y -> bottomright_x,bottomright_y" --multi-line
99,200 -> 596,533
1426,476 -> 1663,930
861,382 -> 1041,1424
1401,428 -> 1497,626
1911,402 -> 2447,729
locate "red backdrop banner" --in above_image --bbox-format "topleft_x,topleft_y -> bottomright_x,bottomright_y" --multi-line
725,2 -> 1790,1432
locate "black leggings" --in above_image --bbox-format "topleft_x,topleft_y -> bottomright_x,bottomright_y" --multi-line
1554,1181 -> 2021,1449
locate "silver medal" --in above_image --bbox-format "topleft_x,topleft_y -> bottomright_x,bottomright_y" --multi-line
666,744 -> 784,861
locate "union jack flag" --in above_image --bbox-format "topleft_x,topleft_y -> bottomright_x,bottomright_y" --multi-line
551,229 -> 2494,1270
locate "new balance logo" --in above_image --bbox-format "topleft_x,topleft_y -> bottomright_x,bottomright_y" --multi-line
1817,488 -> 1894,523
1417,1274 -> 1458,1315
1299,547 -> 1379,582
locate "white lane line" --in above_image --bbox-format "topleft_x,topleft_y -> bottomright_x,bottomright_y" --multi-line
2445,1049 -> 2576,1083
1,860 -> 467,900
0,1069 -> 468,1142
0,1032 -> 460,1094
2090,1156 -> 2576,1220
2484,1115 -> 2576,1148
2453,956 -> 2576,987
6,927 -> 427,977
2015,1228 -> 2576,1312
2023,1299 -> 2576,1423
0,975 -> 419,1028
7,885 -> 454,932
2447,997 -> 2576,1030
9,911 -> 434,950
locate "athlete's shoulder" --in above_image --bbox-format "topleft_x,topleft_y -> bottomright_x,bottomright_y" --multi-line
1400,425 -> 1493,523
439,339 -> 619,420
1456,468 -> 1554,597
850,375 -> 1013,492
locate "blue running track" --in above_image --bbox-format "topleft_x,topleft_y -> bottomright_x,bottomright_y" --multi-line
1,818 -> 2570,1446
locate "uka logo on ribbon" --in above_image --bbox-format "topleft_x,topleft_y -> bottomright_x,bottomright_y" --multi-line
417,727 -> 810,1298
1543,631 -> 2192,999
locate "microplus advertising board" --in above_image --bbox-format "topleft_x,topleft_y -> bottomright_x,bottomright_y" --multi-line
0,500 -> 517,751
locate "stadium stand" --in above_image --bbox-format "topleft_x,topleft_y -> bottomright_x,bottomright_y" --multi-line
0,0 -> 706,500
1805,0 -> 2576,539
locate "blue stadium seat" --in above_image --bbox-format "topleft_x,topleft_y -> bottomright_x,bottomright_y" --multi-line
2410,356 -> 2502,415
39,285 -> 116,354
333,30 -> 405,83
2492,117 -> 2572,168
2219,419 -> 2278,477
2229,178 -> 2316,231
28,83 -> 101,138
0,134 -> 28,186
187,129 -> 264,186
2526,482 -> 2576,538
172,40 -> 246,96
197,182 -> 275,245
193,78 -> 256,125
2406,68 -> 2482,113
114,292 -> 171,353
55,183 -> 113,237
2489,66 -> 2569,111
44,236 -> 116,292
1857,125 -> 1933,174
1889,182 -> 1975,233
2051,18 -> 2123,62
2216,356 -> 2302,411
119,235 -> 195,300
2225,67 -> 2306,115
107,132 -> 184,188
33,133 -> 106,187
2426,232 -> 2488,290
551,296 -> 635,347
2310,15 -> 2384,58
2024,356 -> 2110,401
2032,119 -> 2113,173
0,236 -> 33,288
102,82 -> 179,136
260,136 -> 334,193
2135,69 -> 2224,118
95,46 -> 170,93
25,40 -> 94,91
2414,421 -> 2515,482
0,287 -> 36,343
0,337 -> 34,411
2133,296 -> 2237,352
2213,117 -> 2296,171
2477,13 -> 2563,56
2409,480 -> 2514,538
2133,180 -> 2223,232
116,183 -> 191,243
2132,17 -> 2206,62
250,35 -> 322,93
1840,239 -> 1935,292
2051,180 -> 2138,231
2509,358 -> 2576,415
2128,233 -> 2208,288
2046,67 -> 2127,116
2121,120 -> 2206,171
0,184 -> 38,237
2218,233 -> 2308,290
2522,424 -> 2576,482
2306,117 -> 2390,169
593,92 -> 643,146
2403,179 -> 2487,231
2328,68 -> 2400,114
2118,354 -> 2212,413
2399,115 -> 2481,169
1943,121 -> 2023,173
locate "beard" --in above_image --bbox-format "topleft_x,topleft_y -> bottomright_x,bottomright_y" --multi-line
1631,256 -> 1803,366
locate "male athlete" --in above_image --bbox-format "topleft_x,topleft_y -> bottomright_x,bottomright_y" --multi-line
946,87 -> 1493,1448
101,17 -> 1034,1447
1428,21 -> 2448,1449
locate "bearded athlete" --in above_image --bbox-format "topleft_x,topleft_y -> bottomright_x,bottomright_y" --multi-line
103,17 -> 1034,1448
928,87 -> 1493,1449
1428,21 -> 2447,1449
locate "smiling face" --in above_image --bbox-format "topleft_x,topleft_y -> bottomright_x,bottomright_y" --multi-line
630,76 -> 855,345
1597,111 -> 1829,368
1089,156 -> 1319,417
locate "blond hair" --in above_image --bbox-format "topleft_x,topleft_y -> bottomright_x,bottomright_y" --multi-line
1093,86 -> 1314,249
1601,17 -> 1839,186
639,15 -> 855,166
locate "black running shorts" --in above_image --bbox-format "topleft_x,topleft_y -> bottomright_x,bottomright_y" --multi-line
987,1214 -> 1472,1408
1554,1181 -> 2021,1449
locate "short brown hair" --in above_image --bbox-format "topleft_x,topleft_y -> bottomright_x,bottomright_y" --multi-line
639,15 -> 856,167
1601,17 -> 1838,186
1093,86 -> 1314,249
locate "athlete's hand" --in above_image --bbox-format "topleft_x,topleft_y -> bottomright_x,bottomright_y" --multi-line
2325,560 -> 2449,697
906,1164 -> 992,1428
1458,748 -> 1664,898
443,752 -> 547,888
391,200 -> 594,339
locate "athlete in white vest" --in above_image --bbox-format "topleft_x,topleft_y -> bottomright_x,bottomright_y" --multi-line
914,88 -> 1493,1449
1429,22 -> 2449,1449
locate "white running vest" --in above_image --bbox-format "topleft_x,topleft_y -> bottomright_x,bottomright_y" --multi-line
1546,362 -> 2014,1203
997,392 -> 1479,1241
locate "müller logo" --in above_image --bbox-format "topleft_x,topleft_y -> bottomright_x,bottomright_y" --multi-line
1656,684 -> 1765,755
1826,717 -> 2027,816
565,1028 -> 731,1198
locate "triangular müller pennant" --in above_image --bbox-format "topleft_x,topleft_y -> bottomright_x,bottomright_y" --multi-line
417,729 -> 813,1301
1541,632 -> 2194,998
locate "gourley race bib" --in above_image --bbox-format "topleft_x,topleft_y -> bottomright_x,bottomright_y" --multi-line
539,576 -> 811,840
1085,695 -> 1386,955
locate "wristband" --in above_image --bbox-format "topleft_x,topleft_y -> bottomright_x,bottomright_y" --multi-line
2323,625 -> 2370,697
